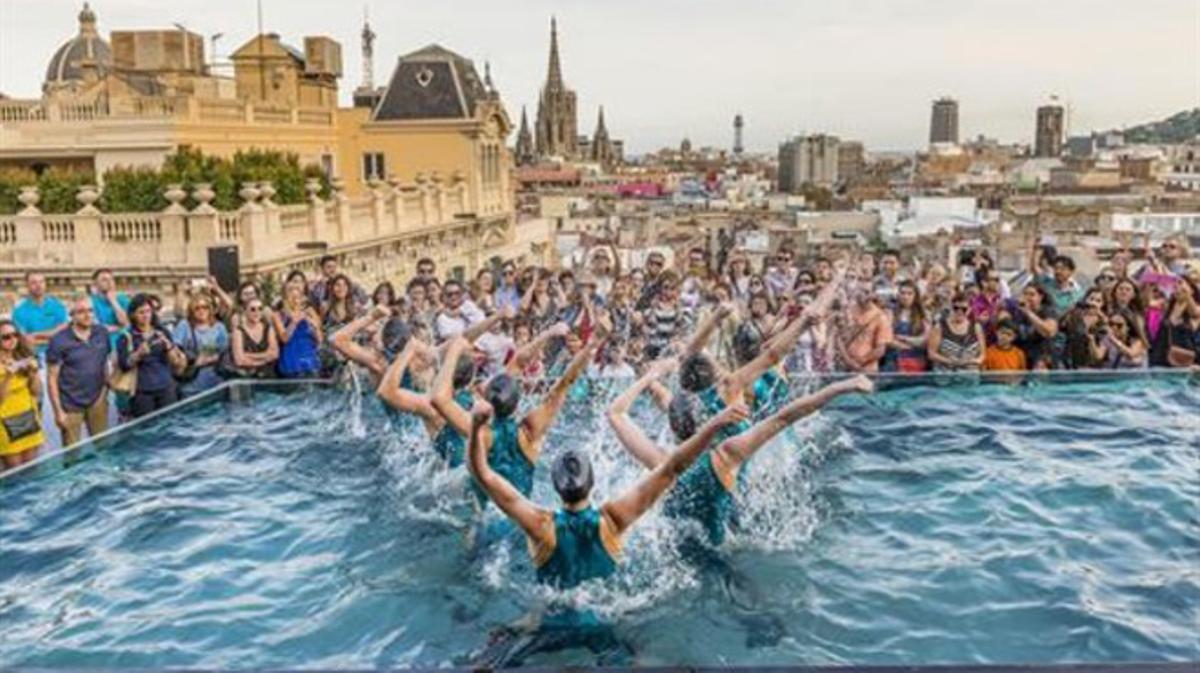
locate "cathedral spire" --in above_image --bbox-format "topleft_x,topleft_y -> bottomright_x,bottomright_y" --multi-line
546,16 -> 564,89
596,106 -> 607,135
515,105 -> 535,166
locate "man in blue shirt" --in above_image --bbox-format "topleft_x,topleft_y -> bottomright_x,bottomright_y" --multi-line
46,296 -> 112,447
89,268 -> 130,337
12,272 -> 68,356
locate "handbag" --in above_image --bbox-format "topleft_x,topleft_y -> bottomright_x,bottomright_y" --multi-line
108,332 -> 138,395
2,408 -> 40,442
1167,324 -> 1197,367
173,323 -> 201,383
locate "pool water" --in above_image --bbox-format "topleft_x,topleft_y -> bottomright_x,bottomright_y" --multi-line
1,376 -> 1197,667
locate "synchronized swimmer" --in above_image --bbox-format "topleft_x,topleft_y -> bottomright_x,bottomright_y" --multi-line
330,260 -> 875,590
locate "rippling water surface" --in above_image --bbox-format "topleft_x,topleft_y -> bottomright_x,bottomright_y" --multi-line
1,377 -> 1197,667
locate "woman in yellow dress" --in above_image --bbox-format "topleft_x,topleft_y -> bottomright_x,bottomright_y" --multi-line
0,320 -> 45,469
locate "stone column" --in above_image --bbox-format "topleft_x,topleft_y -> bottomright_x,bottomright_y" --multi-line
368,178 -> 386,238
332,178 -> 352,244
157,184 -> 188,265
238,183 -> 268,262
306,178 -> 328,242
186,184 -> 220,266
387,176 -> 405,232
72,185 -> 105,267
14,186 -> 44,266
415,173 -> 432,227
431,172 -> 447,224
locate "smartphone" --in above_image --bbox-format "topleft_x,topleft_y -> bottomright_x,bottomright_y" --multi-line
190,278 -> 207,290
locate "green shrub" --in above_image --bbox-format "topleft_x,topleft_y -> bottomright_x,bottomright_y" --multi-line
0,148 -> 329,215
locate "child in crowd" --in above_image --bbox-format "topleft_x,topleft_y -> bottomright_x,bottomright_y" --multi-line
983,320 -> 1027,372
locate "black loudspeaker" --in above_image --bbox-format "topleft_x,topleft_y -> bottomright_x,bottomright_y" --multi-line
207,245 -> 240,292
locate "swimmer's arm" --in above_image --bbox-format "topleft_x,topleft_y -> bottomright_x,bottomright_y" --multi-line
683,303 -> 731,356
719,377 -> 870,469
377,340 -> 438,421
606,360 -> 677,469
470,407 -> 552,543
332,307 -> 390,375
431,336 -> 472,435
603,404 -> 748,536
523,333 -> 603,443
506,322 -> 568,376
460,307 -> 510,345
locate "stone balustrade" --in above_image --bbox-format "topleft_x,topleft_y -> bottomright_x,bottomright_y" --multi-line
0,171 -> 487,276
0,96 -> 335,127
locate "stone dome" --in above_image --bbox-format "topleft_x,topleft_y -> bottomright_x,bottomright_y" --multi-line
44,3 -> 111,91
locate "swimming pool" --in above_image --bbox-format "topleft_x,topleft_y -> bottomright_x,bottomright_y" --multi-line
1,375 -> 1197,667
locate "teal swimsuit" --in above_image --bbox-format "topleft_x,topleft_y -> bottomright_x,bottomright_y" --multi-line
535,507 -> 618,588
433,388 -> 474,467
472,416 -> 535,505
699,386 -> 752,441
750,369 -> 788,418
663,452 -> 736,546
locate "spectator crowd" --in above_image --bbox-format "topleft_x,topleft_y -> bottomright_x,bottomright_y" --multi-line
2,232 -> 1197,472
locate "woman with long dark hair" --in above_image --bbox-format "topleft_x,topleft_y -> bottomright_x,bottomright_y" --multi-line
117,294 -> 187,418
885,280 -> 929,373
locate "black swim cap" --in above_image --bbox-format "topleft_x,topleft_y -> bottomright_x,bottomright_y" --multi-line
381,318 -> 411,360
668,392 -> 703,441
732,323 -> 763,366
452,353 -> 477,389
551,450 -> 594,504
679,352 -> 717,393
485,373 -> 521,419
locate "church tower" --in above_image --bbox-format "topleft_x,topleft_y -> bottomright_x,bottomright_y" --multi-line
534,17 -> 578,159
515,106 -> 535,166
591,106 -> 614,167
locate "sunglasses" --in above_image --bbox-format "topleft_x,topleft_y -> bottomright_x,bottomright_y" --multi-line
1162,243 -> 1178,249
0,333 -> 18,340
952,304 -> 969,312
647,259 -> 664,266
1097,275 -> 1116,282
445,291 -> 462,298
247,306 -> 263,312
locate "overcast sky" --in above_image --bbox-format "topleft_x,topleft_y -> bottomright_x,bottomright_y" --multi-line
2,0 -> 1197,154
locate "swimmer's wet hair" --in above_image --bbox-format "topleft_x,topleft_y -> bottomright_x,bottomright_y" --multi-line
668,392 -> 704,441
732,323 -> 763,366
452,353 -> 476,389
381,318 -> 411,360
679,352 -> 717,393
485,374 -> 521,419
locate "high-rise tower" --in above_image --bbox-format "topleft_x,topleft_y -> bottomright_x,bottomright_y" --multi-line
733,113 -> 744,155
930,97 -> 959,145
534,17 -> 578,159
1035,102 -> 1065,158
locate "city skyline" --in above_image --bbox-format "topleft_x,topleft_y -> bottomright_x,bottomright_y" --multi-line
1,0 -> 1196,155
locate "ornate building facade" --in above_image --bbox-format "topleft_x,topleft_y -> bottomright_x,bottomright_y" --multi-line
0,4 -> 554,301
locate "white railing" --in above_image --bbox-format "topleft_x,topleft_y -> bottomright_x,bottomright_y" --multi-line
218,212 -> 241,242
0,97 -> 334,127
101,214 -> 162,242
41,216 -> 76,243
0,173 -> 501,270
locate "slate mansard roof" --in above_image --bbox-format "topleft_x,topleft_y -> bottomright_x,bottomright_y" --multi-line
373,45 -> 490,122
